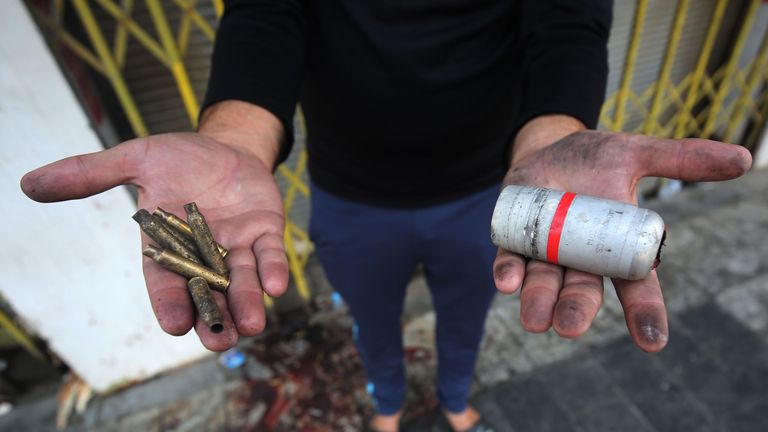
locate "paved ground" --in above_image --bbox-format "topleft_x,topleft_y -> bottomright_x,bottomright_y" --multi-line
434,295 -> 768,432
418,168 -> 768,431
2,168 -> 767,431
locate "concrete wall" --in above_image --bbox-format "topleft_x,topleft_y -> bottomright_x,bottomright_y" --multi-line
0,0 -> 208,392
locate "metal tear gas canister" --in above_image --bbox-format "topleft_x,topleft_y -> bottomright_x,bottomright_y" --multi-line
490,185 -> 665,280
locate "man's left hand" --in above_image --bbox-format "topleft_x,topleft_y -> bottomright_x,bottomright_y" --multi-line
494,115 -> 752,352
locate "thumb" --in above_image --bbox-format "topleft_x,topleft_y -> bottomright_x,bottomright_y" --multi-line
634,136 -> 752,182
20,140 -> 142,203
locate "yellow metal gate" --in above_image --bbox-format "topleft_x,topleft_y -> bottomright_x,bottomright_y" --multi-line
20,0 -> 768,312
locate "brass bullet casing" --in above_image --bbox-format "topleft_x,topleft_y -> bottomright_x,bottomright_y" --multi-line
163,221 -> 200,255
154,207 -> 228,258
184,203 -> 229,276
188,277 -> 224,334
142,245 -> 230,292
133,209 -> 202,264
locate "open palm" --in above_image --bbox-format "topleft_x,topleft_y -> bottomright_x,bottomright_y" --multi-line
494,131 -> 752,352
21,132 -> 288,351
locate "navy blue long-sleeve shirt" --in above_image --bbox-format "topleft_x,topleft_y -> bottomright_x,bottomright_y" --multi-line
203,0 -> 612,207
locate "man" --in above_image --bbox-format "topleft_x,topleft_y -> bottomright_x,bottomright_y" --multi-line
21,1 -> 752,431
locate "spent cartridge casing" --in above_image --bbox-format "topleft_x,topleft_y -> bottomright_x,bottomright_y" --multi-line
142,245 -> 230,292
154,207 -> 228,258
162,220 -> 200,254
188,277 -> 224,334
184,202 -> 229,276
133,209 -> 202,264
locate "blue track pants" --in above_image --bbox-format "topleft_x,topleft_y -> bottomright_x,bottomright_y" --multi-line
309,183 -> 499,414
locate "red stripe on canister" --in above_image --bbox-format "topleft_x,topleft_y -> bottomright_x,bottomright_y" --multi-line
546,192 -> 577,264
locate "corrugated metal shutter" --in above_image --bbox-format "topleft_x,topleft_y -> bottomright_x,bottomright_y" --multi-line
115,1 -> 749,137
102,2 -> 311,228
110,1 -> 753,203
95,1 -> 215,134
604,0 -> 748,131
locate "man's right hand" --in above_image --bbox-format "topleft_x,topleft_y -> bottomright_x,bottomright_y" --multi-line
20,102 -> 289,351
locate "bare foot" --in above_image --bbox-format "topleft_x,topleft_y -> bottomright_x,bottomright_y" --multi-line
369,410 -> 402,432
444,406 -> 481,432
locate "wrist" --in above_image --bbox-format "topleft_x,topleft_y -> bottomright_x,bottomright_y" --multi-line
511,114 -> 587,166
198,100 -> 284,169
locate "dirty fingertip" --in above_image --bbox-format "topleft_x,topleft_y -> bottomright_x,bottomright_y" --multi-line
235,314 -> 266,336
520,299 -> 553,333
19,171 -> 45,200
494,261 -> 524,294
155,303 -> 195,336
629,309 -> 669,352
734,144 -> 753,174
200,330 -> 238,352
552,299 -> 590,338
194,291 -> 239,351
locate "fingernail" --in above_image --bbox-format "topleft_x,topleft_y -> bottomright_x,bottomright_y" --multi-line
156,304 -> 194,336
494,263 -> 514,281
639,324 -> 668,345
635,312 -> 668,346
495,263 -> 522,293
521,300 -> 551,331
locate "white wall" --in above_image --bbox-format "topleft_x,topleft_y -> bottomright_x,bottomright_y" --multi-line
0,1 -> 208,392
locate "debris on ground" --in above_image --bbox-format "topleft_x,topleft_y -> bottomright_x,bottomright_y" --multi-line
56,373 -> 92,430
11,291 -> 443,431
220,292 -> 441,431
225,293 -> 373,431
